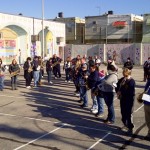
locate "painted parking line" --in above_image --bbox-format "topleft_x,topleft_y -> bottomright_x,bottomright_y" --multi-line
134,104 -> 144,112
87,132 -> 111,150
0,112 -> 59,124
0,112 -> 111,133
13,125 -> 64,150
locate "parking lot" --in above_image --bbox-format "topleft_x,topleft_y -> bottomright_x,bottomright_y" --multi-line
0,64 -> 150,150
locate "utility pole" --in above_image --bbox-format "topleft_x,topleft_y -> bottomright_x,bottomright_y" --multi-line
42,0 -> 45,58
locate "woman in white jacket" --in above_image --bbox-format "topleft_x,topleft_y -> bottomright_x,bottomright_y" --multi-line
100,62 -> 118,124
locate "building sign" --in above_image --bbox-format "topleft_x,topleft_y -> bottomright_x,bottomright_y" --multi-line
112,21 -> 127,28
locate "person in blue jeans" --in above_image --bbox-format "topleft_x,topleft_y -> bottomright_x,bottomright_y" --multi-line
92,74 -> 105,117
78,64 -> 89,108
87,65 -> 99,113
100,61 -> 118,124
32,56 -> 40,87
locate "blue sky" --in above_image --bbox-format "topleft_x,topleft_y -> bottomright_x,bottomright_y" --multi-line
0,0 -> 149,19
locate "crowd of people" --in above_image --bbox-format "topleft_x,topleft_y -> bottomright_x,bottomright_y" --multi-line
0,54 -> 150,141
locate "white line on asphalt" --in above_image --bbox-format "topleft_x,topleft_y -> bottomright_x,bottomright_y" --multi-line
13,125 -> 64,150
0,112 -> 59,124
0,112 -> 111,132
63,123 -> 111,133
0,95 -> 25,99
87,132 -> 111,150
134,104 -> 144,113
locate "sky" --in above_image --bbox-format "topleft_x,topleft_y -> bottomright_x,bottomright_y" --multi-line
0,0 -> 149,19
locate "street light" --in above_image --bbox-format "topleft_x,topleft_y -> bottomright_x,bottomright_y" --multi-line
42,0 -> 45,58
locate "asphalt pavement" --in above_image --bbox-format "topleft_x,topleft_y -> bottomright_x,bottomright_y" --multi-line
0,64 -> 149,150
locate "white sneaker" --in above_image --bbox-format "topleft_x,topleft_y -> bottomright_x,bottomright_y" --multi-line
50,81 -> 53,84
68,81 -> 71,83
54,77 -> 57,79
120,126 -> 129,131
65,80 -> 67,82
75,93 -> 80,97
92,109 -> 98,114
26,86 -> 31,89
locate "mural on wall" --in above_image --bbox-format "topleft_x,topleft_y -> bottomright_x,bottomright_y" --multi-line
30,42 -> 37,58
46,31 -> 53,57
99,45 -> 104,61
0,39 -> 17,64
64,44 -> 143,65
143,44 -> 150,64
64,45 -> 72,59
106,44 -> 137,64
134,45 -> 141,65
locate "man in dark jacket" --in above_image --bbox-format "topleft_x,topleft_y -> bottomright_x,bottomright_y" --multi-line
52,54 -> 62,79
124,57 -> 133,70
143,57 -> 150,82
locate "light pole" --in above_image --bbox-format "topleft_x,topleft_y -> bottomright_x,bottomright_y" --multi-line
42,0 -> 45,58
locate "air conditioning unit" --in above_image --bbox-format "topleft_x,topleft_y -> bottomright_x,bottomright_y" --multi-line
56,37 -> 64,44
31,35 -> 39,42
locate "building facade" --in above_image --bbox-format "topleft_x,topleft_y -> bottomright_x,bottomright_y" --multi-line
85,13 -> 143,44
0,12 -> 65,64
53,14 -> 85,44
142,14 -> 150,43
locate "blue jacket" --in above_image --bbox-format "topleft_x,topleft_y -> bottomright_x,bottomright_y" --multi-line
88,70 -> 99,89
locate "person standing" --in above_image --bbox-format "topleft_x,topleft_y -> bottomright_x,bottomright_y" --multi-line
18,49 -> 21,64
116,68 -> 135,134
100,62 -> 118,124
143,57 -> 150,82
63,56 -> 72,82
46,58 -> 53,84
52,54 -> 62,79
142,67 -> 150,141
87,65 -> 99,113
32,56 -> 40,87
124,57 -> 133,70
23,57 -> 33,88
78,64 -> 89,108
94,55 -> 101,70
0,58 -> 5,91
9,59 -> 20,90
38,56 -> 44,85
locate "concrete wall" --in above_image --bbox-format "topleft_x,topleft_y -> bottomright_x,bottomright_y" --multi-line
65,43 -> 148,65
